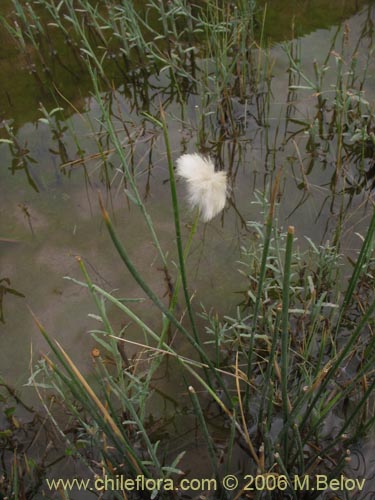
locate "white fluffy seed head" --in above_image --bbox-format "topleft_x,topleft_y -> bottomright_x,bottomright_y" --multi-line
176,153 -> 227,222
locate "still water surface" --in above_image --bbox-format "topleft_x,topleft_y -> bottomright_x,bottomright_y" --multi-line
0,0 -> 374,386
0,1 -> 375,494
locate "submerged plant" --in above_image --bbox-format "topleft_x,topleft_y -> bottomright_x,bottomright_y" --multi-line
176,153 -> 227,222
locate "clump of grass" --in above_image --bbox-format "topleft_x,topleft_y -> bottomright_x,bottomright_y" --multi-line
27,181 -> 375,498
29,302 -> 188,494
223,191 -> 375,492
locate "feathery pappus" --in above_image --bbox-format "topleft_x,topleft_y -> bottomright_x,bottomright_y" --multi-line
176,153 -> 227,222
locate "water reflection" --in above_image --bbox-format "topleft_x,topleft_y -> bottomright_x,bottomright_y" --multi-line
1,2 -> 375,496
1,5 -> 374,365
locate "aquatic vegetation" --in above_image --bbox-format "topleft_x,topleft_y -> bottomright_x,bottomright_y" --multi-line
23,195 -> 375,498
1,0 -> 375,498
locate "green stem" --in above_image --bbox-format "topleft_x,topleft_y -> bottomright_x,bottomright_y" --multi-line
99,196 -> 231,402
281,226 -> 294,461
281,226 -> 294,421
159,106 -> 201,344
244,173 -> 281,410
